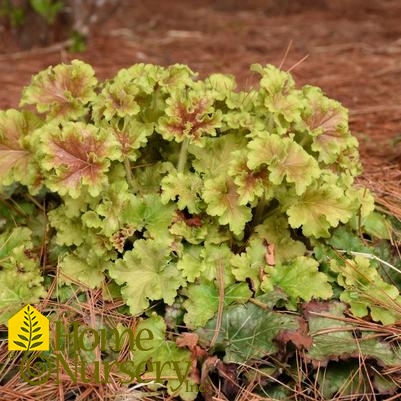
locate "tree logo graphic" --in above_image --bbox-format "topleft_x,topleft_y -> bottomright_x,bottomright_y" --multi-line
8,305 -> 49,351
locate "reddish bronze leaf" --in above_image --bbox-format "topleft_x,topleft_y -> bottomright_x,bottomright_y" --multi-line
159,92 -> 221,143
20,60 -> 97,120
0,109 -> 41,185
43,122 -> 120,197
0,122 -> 29,176
275,316 -> 313,350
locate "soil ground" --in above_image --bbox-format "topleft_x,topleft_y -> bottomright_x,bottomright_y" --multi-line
1,0 -> 401,213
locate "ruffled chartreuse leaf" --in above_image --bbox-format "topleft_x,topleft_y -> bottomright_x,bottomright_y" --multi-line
0,228 -> 45,324
252,64 -> 295,98
203,176 -> 252,236
190,132 -> 248,176
116,63 -> 194,96
229,150 -> 272,205
128,161 -> 173,195
183,281 -> 218,329
161,171 -> 204,213
348,186 -> 375,220
261,256 -> 333,310
198,244 -> 236,283
48,205 -> 87,246
183,280 -> 251,329
255,214 -> 307,263
286,180 -> 354,237
169,219 -> 208,245
248,134 -> 320,195
225,88 -> 259,112
109,239 -> 184,315
105,118 -> 154,161
121,193 -> 175,242
20,59 -> 97,121
176,245 -> 203,282
231,237 -> 267,288
347,187 -> 387,239
93,80 -> 141,121
204,73 -> 237,101
182,244 -> 248,328
92,63 -> 163,122
82,179 -> 132,237
330,255 -> 401,324
303,86 -> 357,164
251,64 -> 304,131
39,122 -> 121,198
362,211 -> 391,239
58,245 -> 114,288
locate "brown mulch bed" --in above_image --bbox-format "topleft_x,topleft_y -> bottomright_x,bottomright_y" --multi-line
1,0 -> 400,217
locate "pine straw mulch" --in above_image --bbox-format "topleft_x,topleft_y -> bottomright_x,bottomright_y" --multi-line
3,286 -> 401,401
359,157 -> 401,224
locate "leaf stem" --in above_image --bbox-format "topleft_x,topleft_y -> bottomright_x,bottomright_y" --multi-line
124,158 -> 135,189
254,196 -> 267,226
249,298 -> 268,309
297,133 -> 310,148
25,193 -> 45,212
177,138 -> 190,173
210,259 -> 224,349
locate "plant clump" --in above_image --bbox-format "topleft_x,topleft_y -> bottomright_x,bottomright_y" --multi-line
1,60 -> 400,400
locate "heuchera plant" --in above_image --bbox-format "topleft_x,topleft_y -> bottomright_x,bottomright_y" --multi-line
1,61 -> 400,396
